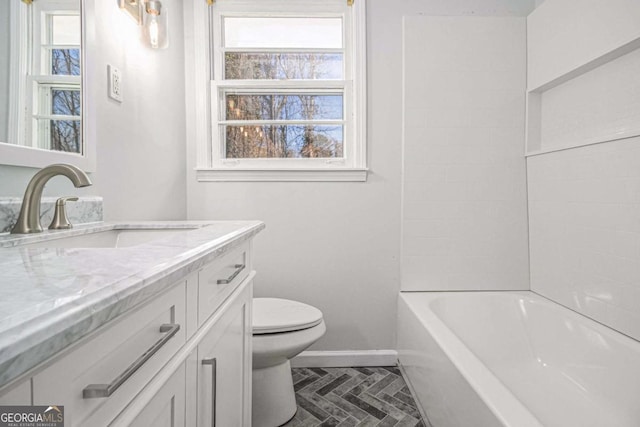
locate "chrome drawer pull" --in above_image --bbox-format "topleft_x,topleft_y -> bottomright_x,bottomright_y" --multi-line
202,358 -> 217,427
216,264 -> 245,285
82,323 -> 181,399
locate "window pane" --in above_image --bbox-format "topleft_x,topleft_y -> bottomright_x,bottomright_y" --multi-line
51,49 -> 81,76
225,94 -> 343,121
224,17 -> 342,49
52,89 -> 81,116
50,120 -> 82,153
225,125 -> 343,159
51,15 -> 81,45
225,53 -> 342,80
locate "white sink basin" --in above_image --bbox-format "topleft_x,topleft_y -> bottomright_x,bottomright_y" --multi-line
20,228 -> 197,249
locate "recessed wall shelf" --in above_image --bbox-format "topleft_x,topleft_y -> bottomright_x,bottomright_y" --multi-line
525,37 -> 640,156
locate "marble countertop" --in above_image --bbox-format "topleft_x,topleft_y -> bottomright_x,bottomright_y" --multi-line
0,220 -> 265,389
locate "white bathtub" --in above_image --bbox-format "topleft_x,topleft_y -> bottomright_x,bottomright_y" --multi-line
397,291 -> 640,427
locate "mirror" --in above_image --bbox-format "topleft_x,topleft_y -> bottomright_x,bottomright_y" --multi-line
0,0 -> 89,170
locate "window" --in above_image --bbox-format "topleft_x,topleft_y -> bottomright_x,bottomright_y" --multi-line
196,0 -> 366,181
30,1 -> 82,153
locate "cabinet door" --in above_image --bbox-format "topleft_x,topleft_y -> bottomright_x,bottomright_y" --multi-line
0,380 -> 31,405
197,279 -> 252,427
125,362 -> 186,427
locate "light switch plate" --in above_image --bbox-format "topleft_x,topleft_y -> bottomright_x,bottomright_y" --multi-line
107,64 -> 123,103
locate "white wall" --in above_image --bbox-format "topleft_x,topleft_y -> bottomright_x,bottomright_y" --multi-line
401,16 -> 530,291
187,0 -> 534,352
527,0 -> 640,340
528,0 -> 640,90
88,0 -> 186,221
529,138 -> 640,340
0,0 -> 186,221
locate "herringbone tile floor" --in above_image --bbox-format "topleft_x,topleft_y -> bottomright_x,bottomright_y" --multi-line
282,367 -> 429,427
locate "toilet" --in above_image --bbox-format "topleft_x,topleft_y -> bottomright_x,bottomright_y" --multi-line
252,298 -> 326,427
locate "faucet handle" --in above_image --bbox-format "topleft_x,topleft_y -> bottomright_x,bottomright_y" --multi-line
48,197 -> 79,230
57,196 -> 79,204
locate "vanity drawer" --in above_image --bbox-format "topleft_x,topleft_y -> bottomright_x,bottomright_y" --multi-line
198,242 -> 250,326
32,282 -> 186,427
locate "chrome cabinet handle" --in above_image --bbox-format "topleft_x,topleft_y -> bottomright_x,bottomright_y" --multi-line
202,358 -> 217,427
82,323 -> 180,399
216,264 -> 245,285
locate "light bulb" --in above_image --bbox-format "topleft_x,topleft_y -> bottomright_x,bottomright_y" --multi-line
148,16 -> 159,48
145,1 -> 162,49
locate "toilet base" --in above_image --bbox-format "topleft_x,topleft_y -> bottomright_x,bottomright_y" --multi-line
252,360 -> 297,427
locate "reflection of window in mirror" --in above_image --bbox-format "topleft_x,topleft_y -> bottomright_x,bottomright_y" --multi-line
2,0 -> 81,154
31,1 -> 82,153
0,0 -> 91,171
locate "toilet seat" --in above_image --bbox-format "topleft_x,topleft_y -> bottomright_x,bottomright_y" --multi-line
253,298 -> 323,334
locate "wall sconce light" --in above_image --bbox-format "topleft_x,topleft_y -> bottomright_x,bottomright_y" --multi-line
144,1 -> 168,49
119,0 -> 168,49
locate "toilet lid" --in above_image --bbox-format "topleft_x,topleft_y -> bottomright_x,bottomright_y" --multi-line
253,298 -> 324,334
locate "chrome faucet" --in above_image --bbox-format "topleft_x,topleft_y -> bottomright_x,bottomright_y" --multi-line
10,164 -> 93,234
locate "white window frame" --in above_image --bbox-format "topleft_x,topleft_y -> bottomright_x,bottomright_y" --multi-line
185,0 -> 367,182
30,2 -> 82,152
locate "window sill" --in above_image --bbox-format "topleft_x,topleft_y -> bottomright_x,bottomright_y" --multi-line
196,168 -> 368,182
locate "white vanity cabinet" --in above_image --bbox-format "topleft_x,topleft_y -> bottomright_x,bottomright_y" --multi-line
126,362 -> 187,427
1,235 -> 257,427
117,275 -> 253,427
197,279 -> 252,427
33,283 -> 187,426
0,380 -> 31,404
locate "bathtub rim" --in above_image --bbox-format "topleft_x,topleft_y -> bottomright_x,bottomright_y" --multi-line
399,290 -> 545,427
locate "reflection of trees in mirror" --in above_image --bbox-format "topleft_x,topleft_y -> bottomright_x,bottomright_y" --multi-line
50,120 -> 81,152
52,49 -> 80,76
52,89 -> 80,116
49,87 -> 81,153
47,48 -> 81,153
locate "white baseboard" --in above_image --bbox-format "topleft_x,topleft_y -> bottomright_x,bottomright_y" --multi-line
291,350 -> 398,368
